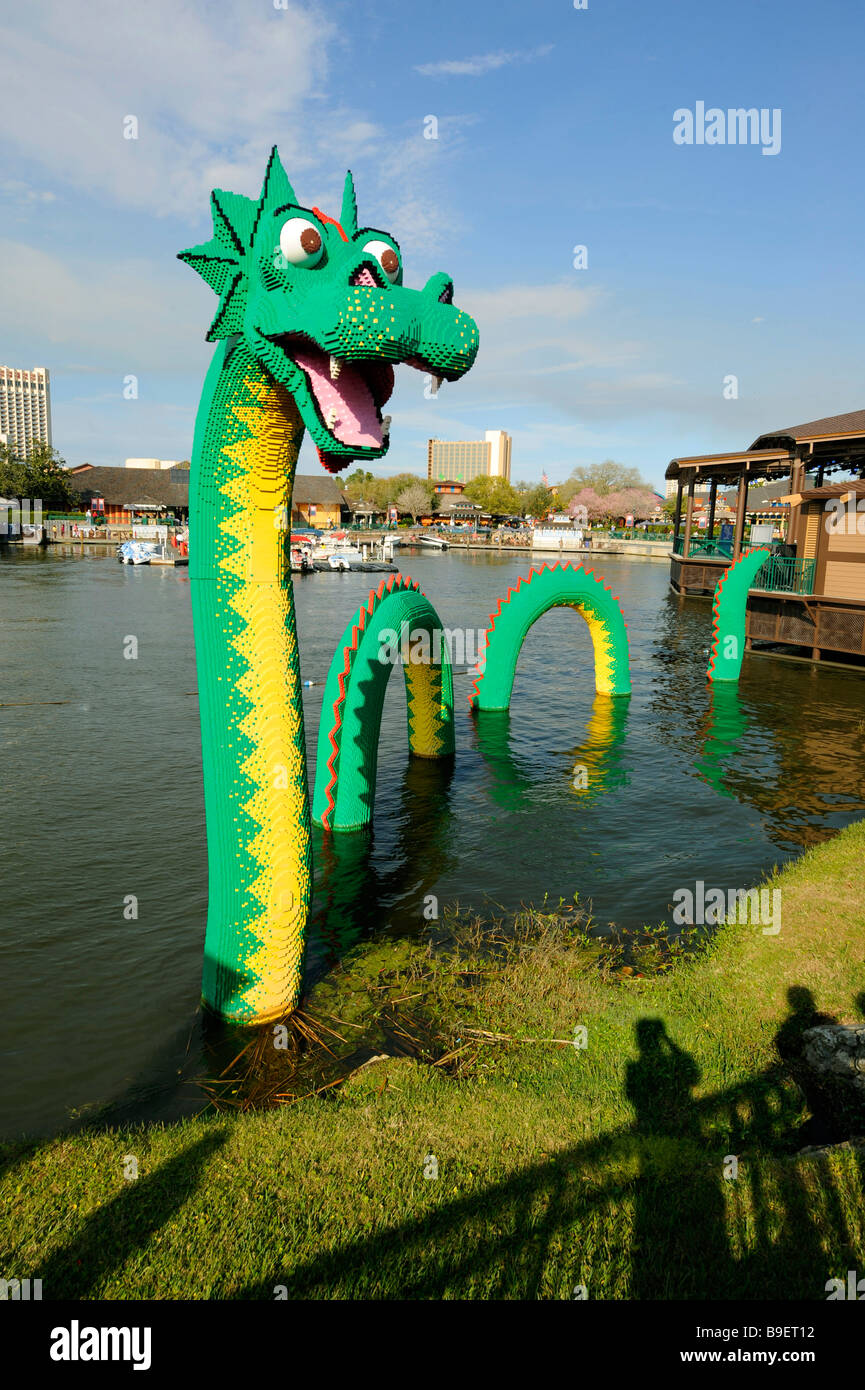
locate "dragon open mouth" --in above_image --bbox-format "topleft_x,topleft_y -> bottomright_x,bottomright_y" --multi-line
274,334 -> 395,450
272,331 -> 448,460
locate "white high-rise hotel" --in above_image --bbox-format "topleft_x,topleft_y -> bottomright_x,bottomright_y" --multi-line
0,366 -> 52,456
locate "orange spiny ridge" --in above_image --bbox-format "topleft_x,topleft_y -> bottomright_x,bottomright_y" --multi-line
322,576 -> 428,823
322,610 -> 368,830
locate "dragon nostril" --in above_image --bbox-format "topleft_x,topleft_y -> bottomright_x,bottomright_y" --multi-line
438,281 -> 454,304
350,265 -> 381,288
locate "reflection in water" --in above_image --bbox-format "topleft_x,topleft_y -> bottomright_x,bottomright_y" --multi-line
472,693 -> 630,810
308,752 -> 456,975
569,694 -> 630,803
694,684 -> 749,800
650,592 -> 865,853
471,710 -> 531,812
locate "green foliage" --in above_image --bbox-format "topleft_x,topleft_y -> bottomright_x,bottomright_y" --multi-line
344,469 -> 376,499
519,483 -> 553,519
342,470 -> 437,517
0,441 -> 75,511
463,475 -> 522,515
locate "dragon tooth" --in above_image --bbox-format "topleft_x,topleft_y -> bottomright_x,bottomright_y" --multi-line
326,407 -> 339,428
429,374 -> 443,395
329,356 -> 342,381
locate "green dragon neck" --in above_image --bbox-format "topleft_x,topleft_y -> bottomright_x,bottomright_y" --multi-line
190,337 -> 312,1024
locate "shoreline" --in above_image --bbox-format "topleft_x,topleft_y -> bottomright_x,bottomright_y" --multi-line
3,818 -> 863,1299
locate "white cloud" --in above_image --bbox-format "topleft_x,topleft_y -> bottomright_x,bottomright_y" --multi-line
0,180 -> 56,206
0,0 -> 476,274
414,45 -> 552,78
0,238 -> 208,373
0,0 -> 386,220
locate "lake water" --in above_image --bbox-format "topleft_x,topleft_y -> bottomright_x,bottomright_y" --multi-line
3,543 -> 865,1139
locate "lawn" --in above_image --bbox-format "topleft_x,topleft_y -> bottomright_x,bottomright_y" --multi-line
2,821 -> 864,1299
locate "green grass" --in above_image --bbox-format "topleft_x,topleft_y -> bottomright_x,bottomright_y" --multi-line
2,823 -> 864,1299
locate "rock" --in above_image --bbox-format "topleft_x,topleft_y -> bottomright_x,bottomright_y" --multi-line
792,1137 -> 865,1160
801,1024 -> 865,1099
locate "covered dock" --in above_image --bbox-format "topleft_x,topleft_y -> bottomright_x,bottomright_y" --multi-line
666,410 -> 865,663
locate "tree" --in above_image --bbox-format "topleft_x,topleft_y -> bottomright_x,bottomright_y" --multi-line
0,442 -> 75,511
569,485 -> 659,524
396,482 -> 433,522
559,460 -> 652,504
520,483 -> 553,520
0,441 -> 27,499
567,488 -> 607,522
463,475 -> 522,515
603,487 -> 660,521
344,468 -> 375,499
375,472 -> 434,509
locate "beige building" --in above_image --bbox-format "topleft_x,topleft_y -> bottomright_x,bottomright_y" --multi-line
427,429 -> 512,484
665,475 -> 710,498
0,366 -> 51,456
125,458 -> 184,470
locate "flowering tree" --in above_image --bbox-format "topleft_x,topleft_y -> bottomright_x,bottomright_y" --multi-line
567,488 -> 606,522
608,488 -> 662,520
570,487 -> 659,523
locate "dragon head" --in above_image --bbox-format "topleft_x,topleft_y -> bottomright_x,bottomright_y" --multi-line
179,148 -> 479,473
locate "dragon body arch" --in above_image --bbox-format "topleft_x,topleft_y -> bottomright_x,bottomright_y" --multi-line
706,549 -> 769,682
469,563 -> 632,711
311,576 -> 455,833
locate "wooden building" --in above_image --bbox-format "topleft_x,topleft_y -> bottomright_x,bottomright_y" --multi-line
291,474 -> 353,529
666,409 -> 865,663
67,465 -> 352,532
69,464 -> 190,523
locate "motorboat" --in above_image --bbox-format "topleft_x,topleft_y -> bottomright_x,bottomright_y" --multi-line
315,533 -> 364,563
117,540 -> 156,565
290,545 -> 314,573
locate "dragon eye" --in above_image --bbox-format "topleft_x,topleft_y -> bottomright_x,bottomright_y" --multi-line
363,239 -> 400,283
279,218 -> 324,266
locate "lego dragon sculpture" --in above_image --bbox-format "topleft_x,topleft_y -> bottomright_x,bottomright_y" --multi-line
180,150 -> 478,1024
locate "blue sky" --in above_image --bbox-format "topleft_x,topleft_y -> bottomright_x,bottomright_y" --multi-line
1,0 -> 863,490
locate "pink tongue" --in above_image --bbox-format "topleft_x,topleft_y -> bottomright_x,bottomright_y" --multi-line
292,347 -> 382,448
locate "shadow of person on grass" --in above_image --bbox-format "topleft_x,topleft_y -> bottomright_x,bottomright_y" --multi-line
227,1003 -> 856,1302
624,1018 -> 734,1299
21,989 -> 864,1300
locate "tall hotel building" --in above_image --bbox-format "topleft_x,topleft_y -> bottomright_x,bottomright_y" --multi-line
427,429 -> 512,484
0,366 -> 52,456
